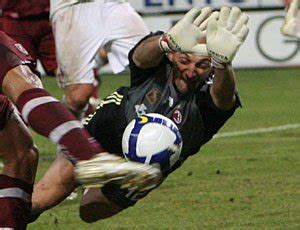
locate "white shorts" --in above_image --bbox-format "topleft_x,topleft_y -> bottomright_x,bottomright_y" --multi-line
52,2 -> 149,87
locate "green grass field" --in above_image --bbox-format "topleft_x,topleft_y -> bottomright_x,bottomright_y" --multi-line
26,68 -> 300,229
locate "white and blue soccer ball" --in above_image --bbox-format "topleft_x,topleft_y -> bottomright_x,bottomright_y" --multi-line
122,113 -> 182,172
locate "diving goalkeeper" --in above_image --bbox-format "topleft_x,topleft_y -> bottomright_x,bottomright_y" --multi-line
29,6 -> 249,223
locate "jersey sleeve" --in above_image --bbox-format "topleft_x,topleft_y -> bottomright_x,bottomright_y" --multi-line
128,31 -> 170,87
196,82 -> 242,145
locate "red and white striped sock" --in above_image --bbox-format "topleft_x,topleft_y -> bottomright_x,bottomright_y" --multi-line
16,88 -> 104,162
0,174 -> 33,229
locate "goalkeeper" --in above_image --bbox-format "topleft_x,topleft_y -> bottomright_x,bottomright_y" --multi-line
29,6 -> 249,223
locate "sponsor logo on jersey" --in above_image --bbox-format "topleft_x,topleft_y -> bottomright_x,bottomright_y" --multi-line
146,88 -> 161,104
172,109 -> 182,125
14,43 -> 28,56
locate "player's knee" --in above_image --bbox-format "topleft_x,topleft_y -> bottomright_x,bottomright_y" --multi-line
3,66 -> 43,102
64,91 -> 90,112
64,84 -> 94,112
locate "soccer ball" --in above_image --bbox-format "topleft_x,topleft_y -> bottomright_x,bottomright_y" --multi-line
122,113 -> 182,172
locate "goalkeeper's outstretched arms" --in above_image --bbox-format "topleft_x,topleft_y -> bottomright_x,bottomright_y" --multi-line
132,7 -> 213,69
281,0 -> 300,39
207,6 -> 249,111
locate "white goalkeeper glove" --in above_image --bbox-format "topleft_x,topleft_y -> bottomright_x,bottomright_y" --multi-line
206,6 -> 249,69
159,7 -> 212,55
281,0 -> 300,39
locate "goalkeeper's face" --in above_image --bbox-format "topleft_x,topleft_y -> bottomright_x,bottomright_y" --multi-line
170,53 -> 211,94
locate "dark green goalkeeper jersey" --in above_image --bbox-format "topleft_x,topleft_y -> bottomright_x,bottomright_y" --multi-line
85,32 -> 240,176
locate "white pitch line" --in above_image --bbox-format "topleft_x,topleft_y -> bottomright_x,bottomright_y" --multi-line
214,123 -> 300,139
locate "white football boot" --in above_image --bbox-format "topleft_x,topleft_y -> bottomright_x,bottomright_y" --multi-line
74,152 -> 162,191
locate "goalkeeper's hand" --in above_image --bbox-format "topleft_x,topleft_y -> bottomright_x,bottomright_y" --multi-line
206,6 -> 249,69
159,7 -> 212,54
281,0 -> 300,39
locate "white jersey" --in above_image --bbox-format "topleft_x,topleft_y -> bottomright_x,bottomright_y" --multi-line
50,0 -> 126,19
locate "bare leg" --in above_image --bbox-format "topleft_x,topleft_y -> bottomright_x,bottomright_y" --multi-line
0,97 -> 38,228
31,152 -> 124,223
32,153 -> 77,213
63,83 -> 94,120
0,111 -> 38,184
3,65 -> 105,161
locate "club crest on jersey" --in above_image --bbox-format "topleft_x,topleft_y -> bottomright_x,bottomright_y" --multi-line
172,109 -> 182,125
146,88 -> 161,104
14,43 -> 28,56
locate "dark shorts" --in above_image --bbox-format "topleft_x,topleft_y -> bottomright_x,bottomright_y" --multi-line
0,16 -> 57,75
0,30 -> 36,89
0,94 -> 14,131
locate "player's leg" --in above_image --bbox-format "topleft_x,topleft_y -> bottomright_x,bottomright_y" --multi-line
31,152 -> 128,223
0,95 -> 38,229
0,30 -> 103,161
53,3 -> 106,120
30,152 -> 139,223
2,65 -> 104,161
63,83 -> 95,120
29,153 -> 77,222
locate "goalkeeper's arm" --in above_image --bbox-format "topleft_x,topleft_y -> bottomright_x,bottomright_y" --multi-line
132,7 -> 212,69
210,65 -> 237,111
132,34 -> 166,69
207,7 -> 249,111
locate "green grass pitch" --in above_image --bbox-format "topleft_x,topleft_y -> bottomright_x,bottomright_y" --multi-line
23,68 -> 300,229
